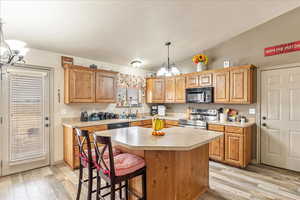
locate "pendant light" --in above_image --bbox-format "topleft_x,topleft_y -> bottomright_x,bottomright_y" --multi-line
0,18 -> 28,65
157,42 -> 180,77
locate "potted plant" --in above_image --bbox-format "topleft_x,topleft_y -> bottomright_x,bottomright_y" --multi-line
193,54 -> 208,72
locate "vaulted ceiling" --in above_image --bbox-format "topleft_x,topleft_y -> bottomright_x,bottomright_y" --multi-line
1,0 -> 300,68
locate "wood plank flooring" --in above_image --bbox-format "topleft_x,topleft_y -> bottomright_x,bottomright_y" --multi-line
0,161 -> 299,200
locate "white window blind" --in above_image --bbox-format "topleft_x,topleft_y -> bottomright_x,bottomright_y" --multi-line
9,71 -> 46,162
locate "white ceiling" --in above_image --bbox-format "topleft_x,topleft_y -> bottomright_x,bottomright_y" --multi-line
1,0 -> 300,68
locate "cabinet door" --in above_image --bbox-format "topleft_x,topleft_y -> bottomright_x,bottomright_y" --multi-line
95,71 -> 117,103
146,78 -> 154,103
175,76 -> 186,103
165,77 -> 176,103
209,136 -> 224,161
186,75 -> 199,88
214,69 -> 230,103
199,73 -> 212,87
69,68 -> 95,103
152,78 -> 165,103
230,68 -> 252,104
225,132 -> 244,166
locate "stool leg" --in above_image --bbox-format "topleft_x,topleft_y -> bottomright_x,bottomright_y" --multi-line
96,171 -> 101,200
142,172 -> 147,200
119,183 -> 122,199
87,165 -> 93,200
125,180 -> 129,200
111,183 -> 116,200
76,164 -> 83,200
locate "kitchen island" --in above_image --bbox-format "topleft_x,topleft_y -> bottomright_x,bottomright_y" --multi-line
95,126 -> 223,200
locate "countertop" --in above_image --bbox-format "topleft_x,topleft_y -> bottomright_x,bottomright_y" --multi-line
94,126 -> 223,151
62,116 -> 255,128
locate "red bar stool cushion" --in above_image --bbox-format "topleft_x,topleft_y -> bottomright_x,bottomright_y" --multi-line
104,153 -> 145,176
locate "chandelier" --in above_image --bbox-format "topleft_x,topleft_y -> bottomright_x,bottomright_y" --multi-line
157,42 -> 180,76
0,18 -> 28,65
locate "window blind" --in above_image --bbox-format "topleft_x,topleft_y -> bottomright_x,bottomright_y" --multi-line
9,72 -> 46,162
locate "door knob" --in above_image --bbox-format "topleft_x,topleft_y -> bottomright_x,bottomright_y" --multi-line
45,124 -> 50,127
262,116 -> 266,120
262,123 -> 267,127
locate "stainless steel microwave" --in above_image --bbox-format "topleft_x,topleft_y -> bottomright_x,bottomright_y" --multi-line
186,87 -> 214,103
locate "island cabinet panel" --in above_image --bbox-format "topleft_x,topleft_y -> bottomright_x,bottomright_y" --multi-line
175,76 -> 186,103
199,73 -> 213,87
152,78 -> 165,103
164,119 -> 179,128
230,66 -> 254,104
95,71 -> 117,103
186,74 -> 199,88
65,65 -> 95,103
213,69 -> 230,103
126,145 -> 209,200
165,77 -> 176,103
208,124 -> 225,161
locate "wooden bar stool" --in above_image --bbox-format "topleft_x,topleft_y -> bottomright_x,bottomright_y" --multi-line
93,134 -> 147,200
74,128 -> 121,200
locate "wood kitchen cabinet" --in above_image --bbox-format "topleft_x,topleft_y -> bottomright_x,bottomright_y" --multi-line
175,76 -> 186,103
186,74 -> 199,88
153,78 -> 165,103
213,68 -> 230,103
64,65 -> 95,103
208,124 -> 225,161
224,126 -> 252,168
64,64 -> 118,104
199,72 -> 213,87
63,124 -> 108,169
146,78 -> 165,103
230,65 -> 254,104
208,124 -> 252,168
165,77 -> 176,103
95,70 -> 117,103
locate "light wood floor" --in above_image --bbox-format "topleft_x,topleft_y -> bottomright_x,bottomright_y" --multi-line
0,161 -> 300,200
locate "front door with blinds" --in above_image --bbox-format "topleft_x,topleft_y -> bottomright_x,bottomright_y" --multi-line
1,66 -> 50,175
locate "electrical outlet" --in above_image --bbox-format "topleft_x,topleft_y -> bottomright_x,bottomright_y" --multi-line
249,108 -> 256,115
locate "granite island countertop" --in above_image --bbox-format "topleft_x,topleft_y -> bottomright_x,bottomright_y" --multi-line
94,126 -> 223,151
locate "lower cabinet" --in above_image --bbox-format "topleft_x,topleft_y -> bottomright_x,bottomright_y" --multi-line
63,124 -> 108,169
208,124 -> 252,168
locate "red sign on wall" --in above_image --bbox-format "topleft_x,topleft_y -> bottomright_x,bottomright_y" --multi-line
264,41 -> 300,56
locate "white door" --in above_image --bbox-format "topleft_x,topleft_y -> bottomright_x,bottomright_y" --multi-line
261,66 -> 300,171
0,66 -> 50,176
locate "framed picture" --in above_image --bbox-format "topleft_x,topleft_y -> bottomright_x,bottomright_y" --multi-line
61,56 -> 73,67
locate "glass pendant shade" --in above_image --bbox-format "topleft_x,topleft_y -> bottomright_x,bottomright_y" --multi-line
0,19 -> 12,64
157,42 -> 180,76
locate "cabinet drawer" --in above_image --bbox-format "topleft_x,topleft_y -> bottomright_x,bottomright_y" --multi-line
225,126 -> 243,134
141,120 -> 152,125
80,125 -> 108,132
165,120 -> 179,126
208,124 -> 225,132
130,121 -> 143,126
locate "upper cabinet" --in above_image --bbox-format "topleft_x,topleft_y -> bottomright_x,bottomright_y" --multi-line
213,68 -> 230,103
95,70 -> 118,103
199,72 -> 213,87
175,76 -> 186,103
186,74 -> 199,88
64,64 -> 117,104
152,78 -> 165,103
230,65 -> 254,104
64,65 -> 95,103
165,77 -> 176,103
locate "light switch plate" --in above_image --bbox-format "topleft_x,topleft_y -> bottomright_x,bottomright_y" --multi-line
249,108 -> 256,115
